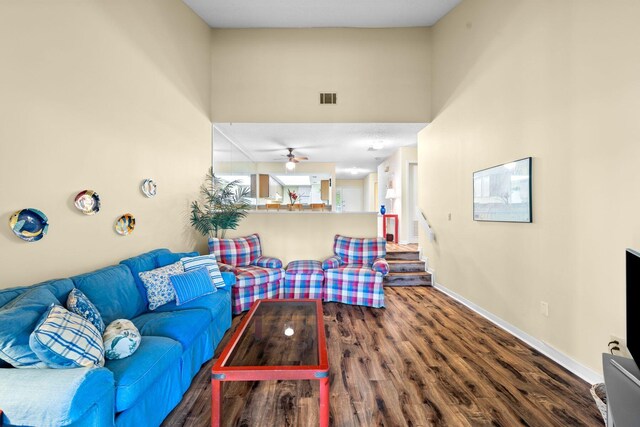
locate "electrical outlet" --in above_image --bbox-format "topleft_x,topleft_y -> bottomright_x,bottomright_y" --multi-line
540,301 -> 549,317
610,335 -> 632,358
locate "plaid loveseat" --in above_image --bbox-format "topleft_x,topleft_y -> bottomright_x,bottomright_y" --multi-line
208,233 -> 284,314
321,235 -> 389,308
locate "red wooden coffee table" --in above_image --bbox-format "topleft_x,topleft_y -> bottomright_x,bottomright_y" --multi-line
211,299 -> 329,426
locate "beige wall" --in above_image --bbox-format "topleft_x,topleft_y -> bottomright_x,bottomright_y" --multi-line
210,28 -> 431,123
226,212 -> 378,265
0,1 -> 212,287
419,0 -> 640,375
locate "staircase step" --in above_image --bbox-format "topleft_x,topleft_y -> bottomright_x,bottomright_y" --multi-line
384,271 -> 432,287
387,260 -> 425,273
385,251 -> 420,261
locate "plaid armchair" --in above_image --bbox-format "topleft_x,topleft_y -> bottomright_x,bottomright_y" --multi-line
322,235 -> 388,308
208,233 -> 284,314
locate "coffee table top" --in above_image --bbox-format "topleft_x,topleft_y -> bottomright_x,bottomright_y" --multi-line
212,299 -> 328,381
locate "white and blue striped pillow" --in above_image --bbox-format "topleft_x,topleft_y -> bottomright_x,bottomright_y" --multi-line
29,304 -> 105,368
169,268 -> 216,306
181,255 -> 225,288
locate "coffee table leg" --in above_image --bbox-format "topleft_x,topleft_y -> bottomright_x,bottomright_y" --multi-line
319,377 -> 329,427
212,379 -> 221,427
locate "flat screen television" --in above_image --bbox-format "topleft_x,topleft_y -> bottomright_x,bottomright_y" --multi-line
628,248 -> 640,366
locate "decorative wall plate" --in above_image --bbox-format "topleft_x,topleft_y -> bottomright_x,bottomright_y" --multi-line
141,179 -> 157,198
74,190 -> 101,215
9,208 -> 49,242
114,214 -> 135,236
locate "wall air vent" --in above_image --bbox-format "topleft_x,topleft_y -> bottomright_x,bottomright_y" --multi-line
319,93 -> 337,105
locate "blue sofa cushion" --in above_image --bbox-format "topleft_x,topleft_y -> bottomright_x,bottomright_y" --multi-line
120,248 -> 172,303
131,309 -> 210,349
0,367 -> 114,426
156,251 -> 199,268
0,278 -> 74,308
105,336 -> 182,412
71,265 -> 145,325
153,274 -> 233,321
0,287 -> 59,368
170,268 -> 217,306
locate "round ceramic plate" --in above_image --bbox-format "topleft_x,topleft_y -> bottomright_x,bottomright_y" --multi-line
9,208 -> 49,242
141,179 -> 157,198
74,190 -> 101,215
114,213 -> 135,236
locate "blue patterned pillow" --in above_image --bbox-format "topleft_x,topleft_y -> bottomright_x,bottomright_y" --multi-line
29,304 -> 105,368
169,268 -> 216,306
138,262 -> 184,310
66,288 -> 105,334
181,254 -> 225,288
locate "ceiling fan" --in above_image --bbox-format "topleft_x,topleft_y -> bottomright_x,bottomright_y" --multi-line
284,148 -> 308,171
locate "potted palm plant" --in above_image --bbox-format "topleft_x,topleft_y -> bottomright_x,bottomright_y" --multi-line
190,168 -> 251,238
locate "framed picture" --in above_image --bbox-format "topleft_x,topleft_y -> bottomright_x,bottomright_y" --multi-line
473,157 -> 532,223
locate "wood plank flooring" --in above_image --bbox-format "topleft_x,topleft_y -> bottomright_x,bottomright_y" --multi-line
163,287 -> 603,427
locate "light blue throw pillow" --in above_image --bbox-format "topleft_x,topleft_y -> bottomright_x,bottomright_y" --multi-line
138,262 -> 184,310
169,268 -> 216,306
0,287 -> 59,368
66,288 -> 105,334
103,319 -> 141,360
181,254 -> 225,288
30,304 -> 105,368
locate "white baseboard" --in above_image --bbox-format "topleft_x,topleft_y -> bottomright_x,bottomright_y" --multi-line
431,279 -> 603,385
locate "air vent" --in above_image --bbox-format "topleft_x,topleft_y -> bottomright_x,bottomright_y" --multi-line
320,93 -> 337,105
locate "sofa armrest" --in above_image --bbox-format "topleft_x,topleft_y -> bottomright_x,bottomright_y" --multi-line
220,272 -> 236,289
253,256 -> 283,269
322,256 -> 343,270
0,367 -> 114,426
372,258 -> 390,276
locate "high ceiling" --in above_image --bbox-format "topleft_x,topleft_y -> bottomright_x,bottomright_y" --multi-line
183,0 -> 461,28
213,123 -> 427,179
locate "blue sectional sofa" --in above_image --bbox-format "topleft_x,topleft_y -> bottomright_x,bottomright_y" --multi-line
0,248 -> 234,427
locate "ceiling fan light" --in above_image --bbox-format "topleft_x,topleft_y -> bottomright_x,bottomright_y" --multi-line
285,160 -> 296,171
372,141 -> 384,150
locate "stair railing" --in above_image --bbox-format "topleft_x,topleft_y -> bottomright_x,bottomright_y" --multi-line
418,209 -> 435,242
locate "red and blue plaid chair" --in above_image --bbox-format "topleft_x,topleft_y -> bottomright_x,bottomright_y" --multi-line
322,235 -> 389,308
208,233 -> 284,314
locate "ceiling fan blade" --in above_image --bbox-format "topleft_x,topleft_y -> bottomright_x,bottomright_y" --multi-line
292,159 -> 300,163
294,156 -> 309,161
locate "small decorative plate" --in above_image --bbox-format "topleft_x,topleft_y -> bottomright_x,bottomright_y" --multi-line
141,179 -> 157,198
114,214 -> 135,236
74,190 -> 101,215
9,208 -> 49,242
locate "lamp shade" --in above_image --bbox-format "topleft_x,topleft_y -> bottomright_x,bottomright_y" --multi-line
385,188 -> 397,199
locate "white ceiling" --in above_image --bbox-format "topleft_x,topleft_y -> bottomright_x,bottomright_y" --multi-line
183,0 -> 461,28
213,123 -> 427,179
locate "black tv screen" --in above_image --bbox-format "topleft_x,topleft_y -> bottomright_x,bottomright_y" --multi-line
627,249 -> 640,365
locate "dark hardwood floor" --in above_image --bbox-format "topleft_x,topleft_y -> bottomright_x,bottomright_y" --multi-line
163,287 -> 603,427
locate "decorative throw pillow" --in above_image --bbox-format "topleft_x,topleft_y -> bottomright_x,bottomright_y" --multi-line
66,288 -> 105,334
169,268 -> 217,306
0,287 -> 59,368
138,262 -> 184,310
29,304 -> 105,368
103,319 -> 141,360
181,254 -> 226,288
